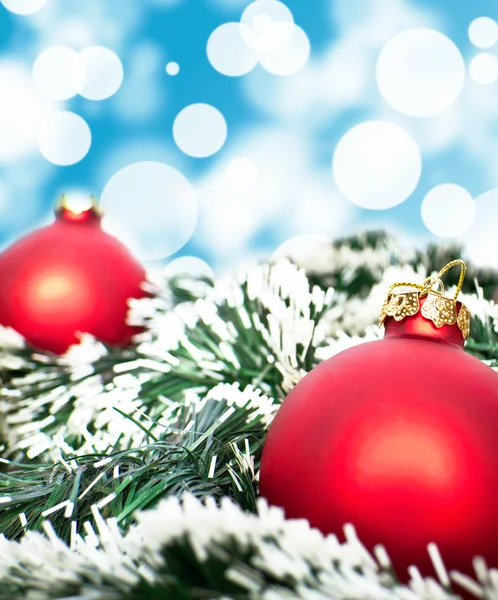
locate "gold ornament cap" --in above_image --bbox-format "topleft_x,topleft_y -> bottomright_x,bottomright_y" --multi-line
379,260 -> 471,341
55,194 -> 103,223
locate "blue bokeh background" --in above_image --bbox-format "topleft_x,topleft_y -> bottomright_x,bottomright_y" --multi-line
0,0 -> 497,273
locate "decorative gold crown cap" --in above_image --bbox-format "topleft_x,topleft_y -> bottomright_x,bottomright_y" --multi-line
55,194 -> 103,216
379,259 -> 471,340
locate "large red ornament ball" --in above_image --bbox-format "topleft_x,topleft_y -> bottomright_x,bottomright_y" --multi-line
260,292 -> 498,584
0,198 -> 147,354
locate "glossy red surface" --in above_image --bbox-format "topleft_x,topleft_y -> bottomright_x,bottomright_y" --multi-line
260,303 -> 498,586
0,206 -> 147,354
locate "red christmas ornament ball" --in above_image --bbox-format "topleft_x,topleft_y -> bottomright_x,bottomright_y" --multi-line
0,197 -> 148,354
260,294 -> 498,583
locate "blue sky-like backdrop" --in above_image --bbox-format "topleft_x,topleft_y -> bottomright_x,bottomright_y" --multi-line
1,0 -> 498,276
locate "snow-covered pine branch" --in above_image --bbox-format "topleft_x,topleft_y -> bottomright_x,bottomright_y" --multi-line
0,492 -> 492,600
1,260 -> 332,460
0,383 -> 275,540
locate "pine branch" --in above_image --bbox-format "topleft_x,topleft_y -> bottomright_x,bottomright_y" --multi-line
0,493 -> 491,600
0,383 -> 273,541
284,231 -> 406,299
1,241 -> 498,600
1,261 -> 332,460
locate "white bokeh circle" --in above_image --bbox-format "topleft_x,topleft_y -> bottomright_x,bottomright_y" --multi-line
272,234 -> 333,266
0,181 -> 7,214
0,61 -> 54,161
1,0 -> 49,14
258,25 -> 310,76
241,0 -> 295,53
207,22 -> 258,77
226,156 -> 259,189
463,188 -> 498,268
468,17 -> 498,49
376,28 -> 466,118
421,184 -> 475,238
32,46 -> 84,101
77,46 -> 123,100
332,121 -> 422,210
37,111 -> 91,166
173,103 -> 227,158
100,161 -> 198,261
469,53 -> 498,85
165,61 -> 180,75
164,256 -> 214,279
288,184 -> 353,238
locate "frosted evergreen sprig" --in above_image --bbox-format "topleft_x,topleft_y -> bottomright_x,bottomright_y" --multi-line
0,492 -> 491,600
0,382 -> 274,541
134,259 -> 335,397
1,260 -> 332,460
462,298 -> 498,367
0,241 -> 498,600
1,334 -> 152,460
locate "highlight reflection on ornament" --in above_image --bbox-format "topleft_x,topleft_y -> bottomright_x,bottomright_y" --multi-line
24,267 -> 93,323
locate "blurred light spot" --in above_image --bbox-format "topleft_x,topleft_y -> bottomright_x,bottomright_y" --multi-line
421,184 -> 475,238
468,17 -> 498,49
32,46 -> 84,101
258,25 -> 310,76
242,67 -> 315,117
0,61 -> 54,162
241,0 -> 294,53
0,181 -> 7,213
1,0 -> 49,14
376,28 -> 465,117
288,183 -> 353,237
37,111 -> 91,166
207,22 -> 258,76
173,103 -> 227,158
77,46 -> 123,100
469,53 -> 498,85
332,121 -> 421,209
253,13 -> 272,35
164,256 -> 214,279
272,234 -> 332,265
100,161 -> 198,261
195,131 -> 320,263
226,156 -> 259,189
44,20 -> 95,49
165,61 -> 180,75
463,188 -> 498,268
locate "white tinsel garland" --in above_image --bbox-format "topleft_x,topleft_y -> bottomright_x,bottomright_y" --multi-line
1,260 -> 333,460
0,243 -> 497,600
0,492 -> 492,600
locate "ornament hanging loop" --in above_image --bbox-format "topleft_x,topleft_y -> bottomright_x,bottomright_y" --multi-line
436,259 -> 466,300
420,275 -> 445,298
380,259 -> 470,339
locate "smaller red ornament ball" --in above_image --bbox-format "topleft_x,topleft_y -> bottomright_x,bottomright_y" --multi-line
260,291 -> 498,585
0,196 -> 147,354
